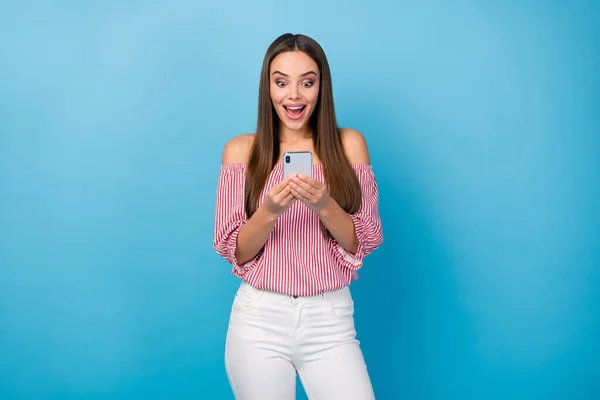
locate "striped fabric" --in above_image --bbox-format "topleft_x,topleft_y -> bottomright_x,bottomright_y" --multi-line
213,162 -> 383,296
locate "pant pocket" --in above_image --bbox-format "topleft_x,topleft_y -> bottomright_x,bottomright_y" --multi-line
326,298 -> 355,319
231,290 -> 256,313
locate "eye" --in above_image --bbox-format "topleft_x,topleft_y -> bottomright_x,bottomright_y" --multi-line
276,81 -> 286,87
303,81 -> 314,88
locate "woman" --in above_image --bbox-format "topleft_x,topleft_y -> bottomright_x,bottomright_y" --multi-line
213,33 -> 383,399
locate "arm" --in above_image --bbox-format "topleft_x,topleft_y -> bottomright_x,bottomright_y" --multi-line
290,128 -> 371,254
290,128 -> 382,268
235,203 -> 279,264
325,129 -> 373,253
318,197 -> 360,254
218,135 -> 295,266
290,179 -> 360,253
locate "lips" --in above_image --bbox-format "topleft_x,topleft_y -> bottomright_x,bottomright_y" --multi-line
283,104 -> 306,120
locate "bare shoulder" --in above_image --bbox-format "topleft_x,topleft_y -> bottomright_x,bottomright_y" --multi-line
221,133 -> 255,164
340,128 -> 371,164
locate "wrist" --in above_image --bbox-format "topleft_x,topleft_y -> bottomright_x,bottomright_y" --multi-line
257,203 -> 280,223
317,197 -> 335,219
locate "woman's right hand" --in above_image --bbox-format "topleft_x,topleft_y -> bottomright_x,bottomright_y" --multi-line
261,175 -> 296,217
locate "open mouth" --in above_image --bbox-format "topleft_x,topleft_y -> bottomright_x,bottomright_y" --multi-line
283,105 -> 306,120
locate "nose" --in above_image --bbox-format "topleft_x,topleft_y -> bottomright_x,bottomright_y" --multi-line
288,85 -> 300,100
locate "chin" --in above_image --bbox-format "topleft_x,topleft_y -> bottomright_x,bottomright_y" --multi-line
283,120 -> 308,131
277,108 -> 314,132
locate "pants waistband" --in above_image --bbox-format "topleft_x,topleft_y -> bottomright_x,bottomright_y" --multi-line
238,280 -> 352,303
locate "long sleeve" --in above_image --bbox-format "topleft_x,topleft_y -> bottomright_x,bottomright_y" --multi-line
329,164 -> 383,271
213,163 -> 262,276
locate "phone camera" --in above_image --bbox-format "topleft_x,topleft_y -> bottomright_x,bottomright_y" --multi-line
285,155 -> 290,163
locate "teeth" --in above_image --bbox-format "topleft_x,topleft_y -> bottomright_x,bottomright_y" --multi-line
287,106 -> 303,111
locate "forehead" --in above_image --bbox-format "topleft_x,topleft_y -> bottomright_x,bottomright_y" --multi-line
270,51 -> 319,75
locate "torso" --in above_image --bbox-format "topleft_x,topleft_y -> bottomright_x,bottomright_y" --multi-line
216,129 -> 376,296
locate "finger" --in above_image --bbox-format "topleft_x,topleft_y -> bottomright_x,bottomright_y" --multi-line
292,179 -> 315,195
282,192 -> 296,206
274,185 -> 292,201
293,176 -> 320,194
280,190 -> 297,208
272,174 -> 294,192
290,181 -> 313,199
273,175 -> 295,194
270,178 -> 291,198
295,174 -> 320,187
291,187 -> 310,203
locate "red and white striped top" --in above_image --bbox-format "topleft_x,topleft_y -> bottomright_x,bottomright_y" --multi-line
213,162 -> 383,296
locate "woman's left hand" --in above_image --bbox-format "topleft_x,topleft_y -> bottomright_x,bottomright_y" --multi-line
290,174 -> 330,215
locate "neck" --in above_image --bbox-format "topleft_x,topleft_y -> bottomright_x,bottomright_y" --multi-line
279,126 -> 312,144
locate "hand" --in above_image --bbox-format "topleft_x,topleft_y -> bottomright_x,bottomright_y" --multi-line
261,175 -> 297,217
290,174 -> 330,214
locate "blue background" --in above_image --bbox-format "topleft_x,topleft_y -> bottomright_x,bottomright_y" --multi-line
1,1 -> 598,399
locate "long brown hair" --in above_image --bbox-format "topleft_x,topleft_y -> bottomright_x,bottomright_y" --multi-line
245,33 -> 362,219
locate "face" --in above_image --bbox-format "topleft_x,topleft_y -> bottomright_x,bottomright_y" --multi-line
269,50 -> 320,132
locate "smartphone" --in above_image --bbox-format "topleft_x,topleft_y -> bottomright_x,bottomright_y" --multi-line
283,151 -> 312,178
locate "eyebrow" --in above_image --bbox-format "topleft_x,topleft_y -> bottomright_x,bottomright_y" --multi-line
272,70 -> 318,78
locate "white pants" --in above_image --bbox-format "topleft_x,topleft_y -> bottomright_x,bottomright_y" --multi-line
225,281 -> 375,400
